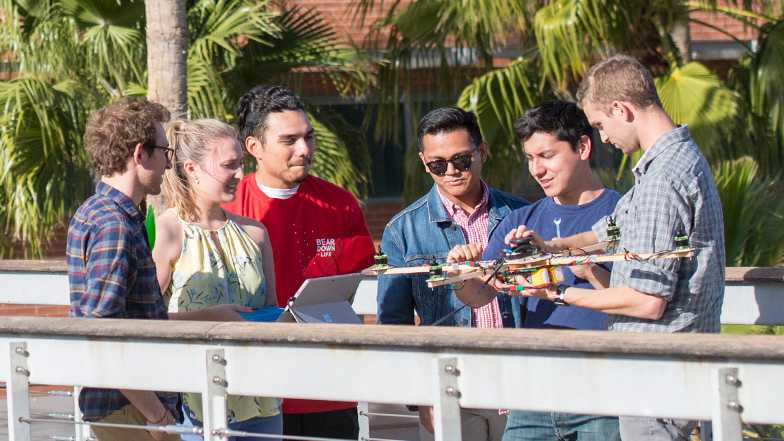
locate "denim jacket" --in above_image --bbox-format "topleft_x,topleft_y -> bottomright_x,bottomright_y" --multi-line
377,184 -> 527,327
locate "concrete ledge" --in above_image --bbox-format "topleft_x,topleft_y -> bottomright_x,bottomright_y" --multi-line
1,316 -> 784,361
0,260 -> 67,272
726,266 -> 784,283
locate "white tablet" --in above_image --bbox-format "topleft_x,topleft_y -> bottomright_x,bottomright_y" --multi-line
277,273 -> 364,324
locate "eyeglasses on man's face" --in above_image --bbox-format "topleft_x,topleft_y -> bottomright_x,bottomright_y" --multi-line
146,143 -> 175,162
424,150 -> 476,176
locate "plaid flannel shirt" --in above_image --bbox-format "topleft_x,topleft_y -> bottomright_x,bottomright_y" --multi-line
67,181 -> 179,421
592,126 -> 725,333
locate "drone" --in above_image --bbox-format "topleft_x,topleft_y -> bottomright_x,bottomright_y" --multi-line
363,217 -> 695,289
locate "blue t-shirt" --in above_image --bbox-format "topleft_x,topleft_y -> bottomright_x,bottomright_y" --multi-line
483,189 -> 620,330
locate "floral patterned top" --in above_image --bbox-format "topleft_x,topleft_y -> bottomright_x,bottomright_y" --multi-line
167,217 -> 280,423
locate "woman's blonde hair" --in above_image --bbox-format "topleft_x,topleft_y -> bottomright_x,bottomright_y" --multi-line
162,119 -> 238,222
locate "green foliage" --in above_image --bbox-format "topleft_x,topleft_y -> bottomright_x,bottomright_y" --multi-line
0,0 -> 373,256
748,20 -> 784,172
354,0 -> 784,265
655,62 -> 741,164
714,157 -> 784,266
499,0 -> 688,87
533,0 -> 654,87
60,0 -> 147,88
186,0 -> 277,119
457,58 -> 548,194
0,76 -> 93,257
308,110 -> 370,199
401,142 -> 428,203
226,5 -> 374,102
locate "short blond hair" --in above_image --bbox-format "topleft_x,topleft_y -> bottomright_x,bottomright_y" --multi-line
577,55 -> 661,111
162,119 -> 238,222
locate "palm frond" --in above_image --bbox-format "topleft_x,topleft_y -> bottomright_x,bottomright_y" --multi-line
250,6 -> 339,68
749,20 -> 784,169
0,75 -> 92,257
187,55 -> 229,119
714,157 -> 784,266
0,0 -> 23,49
3,4 -> 84,80
348,0 -> 404,29
59,0 -> 146,88
361,0 -> 494,144
308,112 -> 369,199
227,5 -> 374,102
186,0 -> 278,118
534,0 -> 592,88
391,0 -> 529,64
688,1 -> 776,24
188,0 -> 277,65
456,58 -> 547,193
123,82 -> 148,97
535,0 -> 687,88
655,62 -> 740,163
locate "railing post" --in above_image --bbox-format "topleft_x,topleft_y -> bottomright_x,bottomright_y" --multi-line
432,356 -> 462,441
7,341 -> 31,441
203,349 -> 229,441
73,386 -> 91,441
712,367 -> 743,441
357,401 -> 370,441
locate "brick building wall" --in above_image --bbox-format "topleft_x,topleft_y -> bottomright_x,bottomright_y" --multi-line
690,10 -> 759,42
0,304 -> 68,317
290,0 -> 413,45
293,0 -> 763,48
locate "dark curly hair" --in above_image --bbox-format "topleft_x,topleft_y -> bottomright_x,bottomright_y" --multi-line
234,85 -> 305,146
83,97 -> 170,176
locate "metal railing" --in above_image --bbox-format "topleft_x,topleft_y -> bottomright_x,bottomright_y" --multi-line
1,317 -> 784,441
1,263 -> 784,441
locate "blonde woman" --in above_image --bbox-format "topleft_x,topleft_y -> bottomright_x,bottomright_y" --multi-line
153,119 -> 281,441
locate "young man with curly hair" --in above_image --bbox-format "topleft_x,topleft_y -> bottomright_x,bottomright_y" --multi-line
67,96 -> 179,441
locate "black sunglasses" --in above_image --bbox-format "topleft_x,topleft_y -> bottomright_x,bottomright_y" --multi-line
425,151 -> 476,176
146,143 -> 175,162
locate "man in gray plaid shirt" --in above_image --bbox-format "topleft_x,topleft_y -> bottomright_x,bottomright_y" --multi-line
492,55 -> 725,440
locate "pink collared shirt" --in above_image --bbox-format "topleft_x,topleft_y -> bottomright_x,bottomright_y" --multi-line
437,183 -> 504,329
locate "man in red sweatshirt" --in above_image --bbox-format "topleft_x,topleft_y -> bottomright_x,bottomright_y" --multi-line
224,85 -> 375,438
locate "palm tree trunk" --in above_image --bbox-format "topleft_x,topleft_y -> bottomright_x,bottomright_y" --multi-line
145,0 -> 187,222
145,0 -> 188,118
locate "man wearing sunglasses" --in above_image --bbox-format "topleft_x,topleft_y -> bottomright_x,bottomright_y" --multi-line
377,106 -> 527,441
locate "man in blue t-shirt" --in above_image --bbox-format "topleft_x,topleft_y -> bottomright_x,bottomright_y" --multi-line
459,101 -> 621,441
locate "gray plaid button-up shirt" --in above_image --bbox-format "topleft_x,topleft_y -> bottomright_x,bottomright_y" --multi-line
592,126 -> 725,333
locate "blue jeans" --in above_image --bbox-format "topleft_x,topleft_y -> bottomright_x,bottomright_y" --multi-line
503,410 -> 621,441
179,406 -> 283,441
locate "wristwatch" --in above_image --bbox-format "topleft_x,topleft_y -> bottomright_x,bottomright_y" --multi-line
553,285 -> 569,305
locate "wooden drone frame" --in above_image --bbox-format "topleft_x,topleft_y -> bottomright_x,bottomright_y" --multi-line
362,241 -> 695,289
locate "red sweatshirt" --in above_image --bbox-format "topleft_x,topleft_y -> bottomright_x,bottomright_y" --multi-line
223,174 -> 375,414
